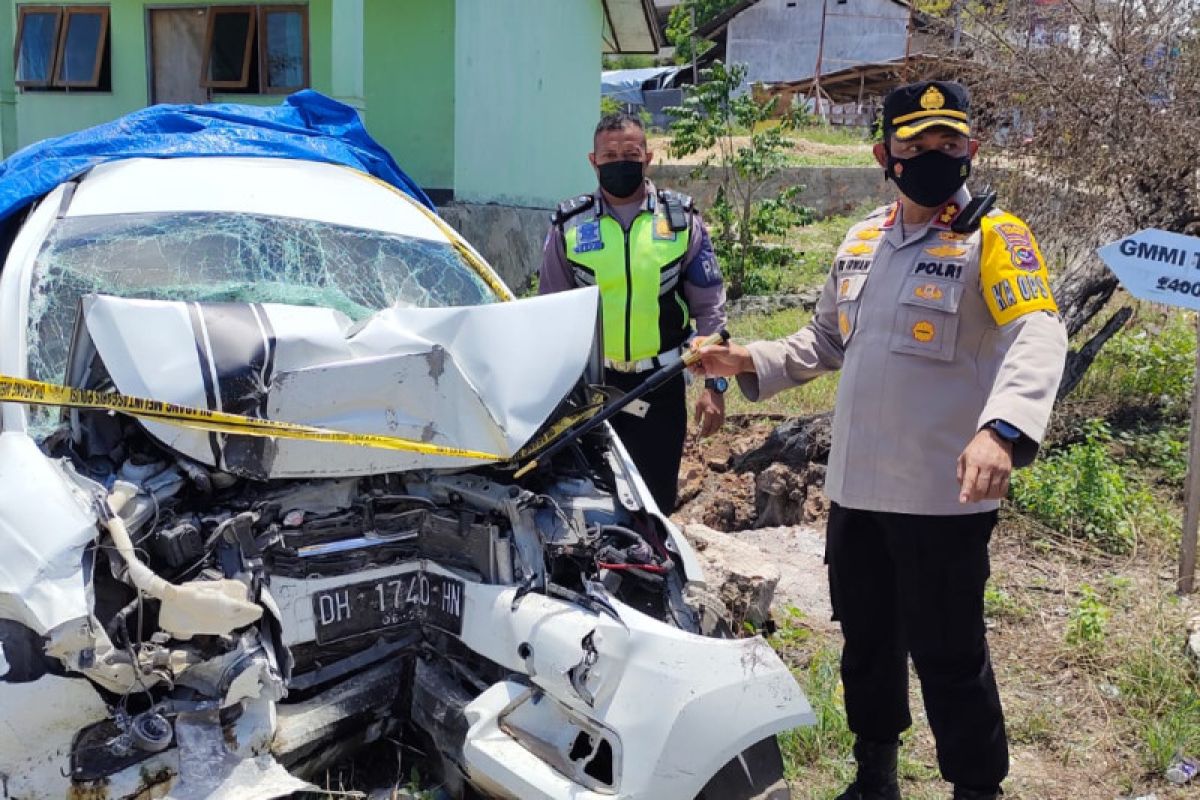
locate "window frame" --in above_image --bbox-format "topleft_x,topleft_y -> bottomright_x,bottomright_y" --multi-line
51,5 -> 109,88
258,4 -> 308,95
14,5 -> 64,88
200,4 -> 257,89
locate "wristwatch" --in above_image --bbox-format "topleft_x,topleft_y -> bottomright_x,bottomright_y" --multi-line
704,377 -> 729,394
985,419 -> 1022,443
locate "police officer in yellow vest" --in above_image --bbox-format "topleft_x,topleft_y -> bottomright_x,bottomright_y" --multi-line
539,112 -> 728,512
694,82 -> 1068,800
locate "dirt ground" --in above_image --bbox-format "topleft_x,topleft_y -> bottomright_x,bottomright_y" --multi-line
672,413 -> 1200,800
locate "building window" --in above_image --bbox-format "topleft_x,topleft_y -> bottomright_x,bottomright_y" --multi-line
201,4 -> 308,94
15,5 -> 110,90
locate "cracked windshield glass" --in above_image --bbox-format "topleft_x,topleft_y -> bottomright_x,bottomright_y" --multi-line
25,211 -> 498,433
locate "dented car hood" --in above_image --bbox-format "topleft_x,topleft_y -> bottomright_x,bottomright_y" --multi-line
70,289 -> 601,478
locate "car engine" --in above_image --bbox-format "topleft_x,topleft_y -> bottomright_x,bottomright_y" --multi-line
43,404 -> 692,796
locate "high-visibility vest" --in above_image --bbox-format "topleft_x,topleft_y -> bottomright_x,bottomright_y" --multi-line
560,191 -> 692,363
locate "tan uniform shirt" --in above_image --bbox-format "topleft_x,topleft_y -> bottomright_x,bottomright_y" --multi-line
737,189 -> 1068,515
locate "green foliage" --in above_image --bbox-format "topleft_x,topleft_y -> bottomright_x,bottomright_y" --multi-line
667,61 -> 814,298
1080,310 -> 1196,413
1117,423 -> 1189,487
771,605 -> 814,650
1110,624 -> 1200,773
1065,584 -> 1111,648
599,96 -> 654,132
603,53 -> 657,69
983,583 -> 1029,622
779,645 -> 854,772
665,0 -> 738,64
1012,420 -> 1163,554
600,95 -> 622,118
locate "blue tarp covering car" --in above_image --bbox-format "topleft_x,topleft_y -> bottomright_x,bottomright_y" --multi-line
0,90 -> 432,224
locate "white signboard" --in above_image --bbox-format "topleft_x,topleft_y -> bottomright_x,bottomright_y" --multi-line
1097,228 -> 1200,311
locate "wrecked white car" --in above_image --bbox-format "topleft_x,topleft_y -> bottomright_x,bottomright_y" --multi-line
0,155 -> 813,800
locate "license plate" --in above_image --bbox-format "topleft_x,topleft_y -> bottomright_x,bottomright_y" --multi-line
311,571 -> 464,644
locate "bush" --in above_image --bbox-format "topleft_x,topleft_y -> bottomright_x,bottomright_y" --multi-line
1117,424 -> 1189,487
1011,420 -> 1162,554
1065,584 -> 1110,648
1081,310 -> 1196,413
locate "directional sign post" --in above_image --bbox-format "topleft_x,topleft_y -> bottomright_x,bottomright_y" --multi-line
1099,228 -> 1200,594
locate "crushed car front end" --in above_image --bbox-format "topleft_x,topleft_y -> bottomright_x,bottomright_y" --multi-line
0,157 -> 812,800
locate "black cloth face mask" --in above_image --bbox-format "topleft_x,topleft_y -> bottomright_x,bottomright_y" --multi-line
886,149 -> 971,208
597,160 -> 645,199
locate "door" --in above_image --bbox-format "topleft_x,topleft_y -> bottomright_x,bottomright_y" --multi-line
149,7 -> 208,104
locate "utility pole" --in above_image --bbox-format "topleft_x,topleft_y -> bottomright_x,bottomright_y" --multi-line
812,0 -> 828,121
690,3 -> 699,86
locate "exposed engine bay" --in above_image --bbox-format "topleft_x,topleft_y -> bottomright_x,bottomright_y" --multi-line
0,292 -> 812,800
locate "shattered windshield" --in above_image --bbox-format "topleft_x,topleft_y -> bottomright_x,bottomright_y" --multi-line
26,211 -> 499,433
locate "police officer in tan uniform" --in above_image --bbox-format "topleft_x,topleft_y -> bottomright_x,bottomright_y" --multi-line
694,82 -> 1068,800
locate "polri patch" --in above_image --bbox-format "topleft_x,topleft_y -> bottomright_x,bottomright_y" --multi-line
574,220 -> 604,253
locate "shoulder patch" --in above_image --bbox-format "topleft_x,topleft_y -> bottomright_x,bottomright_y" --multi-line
554,194 -> 595,226
980,211 -> 1058,326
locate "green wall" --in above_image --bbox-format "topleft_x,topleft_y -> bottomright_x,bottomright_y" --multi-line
3,0 -> 334,155
0,0 -> 608,208
0,0 -> 15,154
453,0 -> 600,208
362,0 -> 454,191
12,0 -> 147,148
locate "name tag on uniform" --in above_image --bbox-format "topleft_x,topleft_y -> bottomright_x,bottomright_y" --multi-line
574,220 -> 604,253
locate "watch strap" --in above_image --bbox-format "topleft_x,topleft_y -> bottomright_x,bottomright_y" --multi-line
986,419 -> 1022,442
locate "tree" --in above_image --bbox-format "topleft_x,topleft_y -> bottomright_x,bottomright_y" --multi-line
739,0 -> 1199,473
665,0 -> 741,65
943,0 -> 1199,391
667,61 -> 814,298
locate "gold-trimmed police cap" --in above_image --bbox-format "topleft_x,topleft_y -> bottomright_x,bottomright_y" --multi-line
882,81 -> 970,140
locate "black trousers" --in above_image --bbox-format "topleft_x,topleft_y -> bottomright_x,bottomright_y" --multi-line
826,503 -> 1009,790
606,369 -> 687,512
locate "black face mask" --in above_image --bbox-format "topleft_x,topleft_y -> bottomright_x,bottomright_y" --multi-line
886,149 -> 971,208
597,160 -> 645,199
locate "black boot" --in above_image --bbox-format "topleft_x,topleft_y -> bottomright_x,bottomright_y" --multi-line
835,738 -> 901,800
952,787 -> 1001,800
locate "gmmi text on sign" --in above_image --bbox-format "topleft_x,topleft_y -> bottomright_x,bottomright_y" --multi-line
1098,228 -> 1200,311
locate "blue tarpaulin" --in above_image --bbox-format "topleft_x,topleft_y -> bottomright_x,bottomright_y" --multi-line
0,90 -> 433,225
601,67 -> 681,106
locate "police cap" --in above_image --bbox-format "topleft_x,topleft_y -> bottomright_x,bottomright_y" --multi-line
882,80 -> 971,141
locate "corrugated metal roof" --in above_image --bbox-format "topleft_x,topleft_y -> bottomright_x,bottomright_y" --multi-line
602,0 -> 662,54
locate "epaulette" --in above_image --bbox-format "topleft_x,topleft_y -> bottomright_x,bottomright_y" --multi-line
553,194 -> 595,226
658,189 -> 693,232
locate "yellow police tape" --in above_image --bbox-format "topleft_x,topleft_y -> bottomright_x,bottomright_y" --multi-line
0,374 -> 502,461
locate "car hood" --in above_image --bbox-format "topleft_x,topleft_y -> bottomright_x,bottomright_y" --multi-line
68,289 -> 601,479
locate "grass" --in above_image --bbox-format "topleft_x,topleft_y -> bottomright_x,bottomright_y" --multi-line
791,124 -> 874,148
685,306 -> 840,420
786,151 -> 877,168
